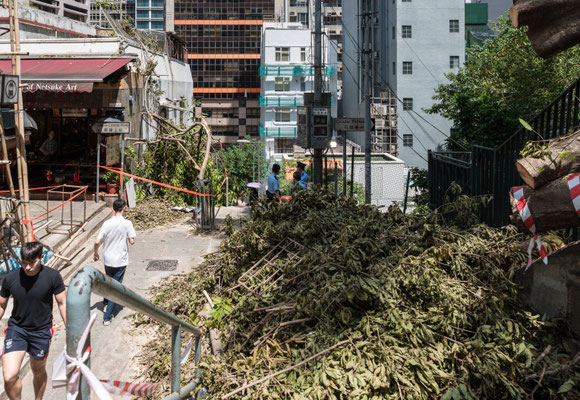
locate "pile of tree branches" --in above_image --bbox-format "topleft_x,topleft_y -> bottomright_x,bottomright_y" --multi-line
141,191 -> 579,399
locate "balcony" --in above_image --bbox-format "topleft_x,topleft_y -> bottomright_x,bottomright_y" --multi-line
260,65 -> 335,77
259,96 -> 304,107
260,126 -> 297,138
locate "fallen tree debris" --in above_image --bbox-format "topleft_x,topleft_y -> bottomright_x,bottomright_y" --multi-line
141,190 -> 580,399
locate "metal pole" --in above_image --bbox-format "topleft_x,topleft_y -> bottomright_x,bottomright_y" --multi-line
350,146 -> 355,197
334,159 -> 338,195
171,325 -> 181,393
226,176 -> 229,207
252,144 -> 255,182
403,168 -> 411,214
313,0 -> 323,185
363,0 -> 372,204
342,131 -> 347,196
95,134 -> 100,203
120,136 -> 125,199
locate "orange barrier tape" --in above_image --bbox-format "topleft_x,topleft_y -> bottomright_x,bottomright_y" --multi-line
99,166 -> 216,198
0,185 -> 60,194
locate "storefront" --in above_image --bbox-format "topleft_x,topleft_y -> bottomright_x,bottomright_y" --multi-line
0,57 -> 140,191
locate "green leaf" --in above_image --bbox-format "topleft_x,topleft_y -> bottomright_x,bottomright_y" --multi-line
558,379 -> 575,394
519,118 -> 533,131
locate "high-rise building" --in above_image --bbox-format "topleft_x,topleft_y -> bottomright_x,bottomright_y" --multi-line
134,0 -> 165,31
89,0 -> 130,28
260,22 -> 337,160
342,0 -> 465,168
173,1 -> 276,143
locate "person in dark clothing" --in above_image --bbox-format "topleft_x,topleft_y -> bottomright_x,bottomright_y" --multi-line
0,241 -> 66,400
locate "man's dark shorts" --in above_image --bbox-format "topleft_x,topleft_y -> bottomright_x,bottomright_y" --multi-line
3,325 -> 53,361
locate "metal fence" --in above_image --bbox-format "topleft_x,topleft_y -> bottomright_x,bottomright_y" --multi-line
429,77 -> 580,227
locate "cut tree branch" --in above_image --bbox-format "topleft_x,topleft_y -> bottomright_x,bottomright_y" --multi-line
510,0 -> 580,59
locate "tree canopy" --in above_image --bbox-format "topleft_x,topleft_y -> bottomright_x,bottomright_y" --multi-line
428,17 -> 580,150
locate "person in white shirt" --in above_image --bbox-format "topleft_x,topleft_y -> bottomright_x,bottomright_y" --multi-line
93,199 -> 136,325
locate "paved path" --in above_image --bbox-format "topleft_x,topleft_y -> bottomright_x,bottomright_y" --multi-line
15,206 -> 248,399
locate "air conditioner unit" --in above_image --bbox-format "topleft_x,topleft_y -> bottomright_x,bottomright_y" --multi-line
290,11 -> 297,16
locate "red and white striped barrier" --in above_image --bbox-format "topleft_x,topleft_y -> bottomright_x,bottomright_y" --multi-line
568,173 -> 580,218
59,314 -> 195,399
512,186 -> 548,270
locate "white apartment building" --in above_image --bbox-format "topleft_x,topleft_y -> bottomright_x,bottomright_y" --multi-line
260,22 -> 337,160
342,0 -> 465,169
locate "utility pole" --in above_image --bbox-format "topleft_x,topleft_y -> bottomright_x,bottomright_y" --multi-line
9,0 -> 32,240
362,0 -> 372,204
312,0 -> 323,185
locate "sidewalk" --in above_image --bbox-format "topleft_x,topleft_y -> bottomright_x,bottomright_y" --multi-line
15,207 -> 247,399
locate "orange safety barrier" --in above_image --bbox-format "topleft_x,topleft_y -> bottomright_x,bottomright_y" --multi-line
99,166 -> 216,198
0,185 -> 60,194
22,187 -> 88,240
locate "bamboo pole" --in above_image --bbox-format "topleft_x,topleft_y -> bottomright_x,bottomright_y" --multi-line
9,0 -> 32,241
0,112 -> 23,243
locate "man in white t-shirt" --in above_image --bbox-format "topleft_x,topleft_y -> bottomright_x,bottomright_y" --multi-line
93,199 -> 136,325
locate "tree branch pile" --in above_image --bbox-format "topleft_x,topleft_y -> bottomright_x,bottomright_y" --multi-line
140,191 -> 579,399
510,129 -> 580,232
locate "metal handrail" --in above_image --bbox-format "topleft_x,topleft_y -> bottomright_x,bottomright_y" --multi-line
66,266 -> 202,399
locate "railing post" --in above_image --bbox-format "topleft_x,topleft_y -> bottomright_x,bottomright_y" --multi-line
66,269 -> 93,400
171,325 -> 181,393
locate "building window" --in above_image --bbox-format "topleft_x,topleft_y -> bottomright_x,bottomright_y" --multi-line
274,138 -> 295,154
450,56 -> 460,68
299,77 -> 306,92
151,10 -> 164,18
136,10 -> 149,18
402,61 -> 412,75
150,20 -> 164,30
392,62 -> 396,75
275,47 -> 290,62
402,25 -> 412,39
403,134 -> 413,147
150,0 -> 163,7
301,48 -> 307,62
136,0 -> 148,6
402,0 -> 412,2
275,77 -> 291,91
403,98 -> 413,111
299,13 -> 308,26
136,21 -> 149,29
449,19 -> 459,33
392,26 -> 395,40
274,108 -> 291,122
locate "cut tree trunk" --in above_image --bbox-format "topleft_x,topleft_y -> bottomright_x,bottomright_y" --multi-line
510,176 -> 580,233
510,0 -> 580,59
515,130 -> 580,189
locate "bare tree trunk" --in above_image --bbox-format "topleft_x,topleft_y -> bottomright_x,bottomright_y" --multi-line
510,0 -> 580,59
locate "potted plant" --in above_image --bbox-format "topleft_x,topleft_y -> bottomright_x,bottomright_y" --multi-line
104,171 -> 119,194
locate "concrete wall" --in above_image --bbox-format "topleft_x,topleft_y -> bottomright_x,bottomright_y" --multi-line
516,242 -> 580,335
0,4 -> 96,38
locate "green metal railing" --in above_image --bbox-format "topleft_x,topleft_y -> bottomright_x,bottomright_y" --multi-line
259,96 -> 305,107
259,65 -> 335,77
259,126 -> 298,138
67,266 -> 203,399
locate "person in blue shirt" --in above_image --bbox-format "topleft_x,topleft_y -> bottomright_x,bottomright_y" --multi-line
293,171 -> 307,191
297,162 -> 308,189
266,164 -> 281,203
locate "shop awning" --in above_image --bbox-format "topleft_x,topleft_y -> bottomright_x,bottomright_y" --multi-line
0,58 -> 133,93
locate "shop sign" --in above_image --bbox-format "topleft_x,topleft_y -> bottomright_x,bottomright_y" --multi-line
1,75 -> 19,105
92,122 -> 131,135
24,81 -> 94,93
62,108 -> 88,118
105,135 -> 121,165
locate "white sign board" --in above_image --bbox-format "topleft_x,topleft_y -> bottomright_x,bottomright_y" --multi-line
92,122 -> 131,135
2,75 -> 19,105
